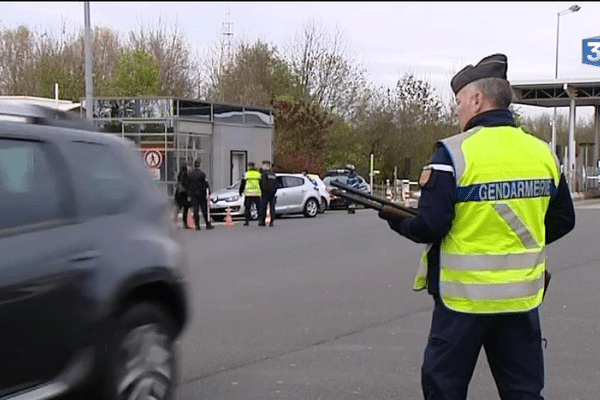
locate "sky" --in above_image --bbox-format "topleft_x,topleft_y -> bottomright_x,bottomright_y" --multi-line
2,1 -> 600,120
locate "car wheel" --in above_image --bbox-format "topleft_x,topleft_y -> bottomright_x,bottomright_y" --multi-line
105,303 -> 178,400
318,197 -> 327,213
303,198 -> 319,218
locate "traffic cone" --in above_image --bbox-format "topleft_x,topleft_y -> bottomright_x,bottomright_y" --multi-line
187,212 -> 194,229
265,203 -> 272,226
225,206 -> 235,228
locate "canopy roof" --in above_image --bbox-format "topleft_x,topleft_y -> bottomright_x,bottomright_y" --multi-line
512,79 -> 600,108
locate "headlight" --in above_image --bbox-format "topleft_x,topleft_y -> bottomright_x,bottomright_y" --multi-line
224,195 -> 240,202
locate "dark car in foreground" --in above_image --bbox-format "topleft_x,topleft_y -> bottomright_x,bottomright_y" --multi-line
0,103 -> 187,400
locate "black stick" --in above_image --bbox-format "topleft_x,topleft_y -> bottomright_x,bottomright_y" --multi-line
330,180 -> 418,216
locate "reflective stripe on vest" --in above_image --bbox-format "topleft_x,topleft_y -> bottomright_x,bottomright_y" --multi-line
244,170 -> 262,197
413,125 -> 561,313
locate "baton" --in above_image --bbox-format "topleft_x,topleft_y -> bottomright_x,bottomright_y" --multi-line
330,180 -> 418,216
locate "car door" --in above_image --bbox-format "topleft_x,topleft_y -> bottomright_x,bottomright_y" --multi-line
0,134 -> 98,395
276,176 -> 306,214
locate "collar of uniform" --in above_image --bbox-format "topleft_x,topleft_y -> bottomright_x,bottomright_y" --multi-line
463,109 -> 516,132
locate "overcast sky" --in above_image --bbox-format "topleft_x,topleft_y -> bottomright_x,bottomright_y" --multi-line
2,1 -> 600,119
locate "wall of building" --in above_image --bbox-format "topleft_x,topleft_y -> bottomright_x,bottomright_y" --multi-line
212,124 -> 273,190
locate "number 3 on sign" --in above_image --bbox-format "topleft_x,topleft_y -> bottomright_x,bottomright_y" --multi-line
587,42 -> 600,62
583,38 -> 600,67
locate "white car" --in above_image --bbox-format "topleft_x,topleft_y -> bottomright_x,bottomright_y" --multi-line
305,174 -> 331,213
209,173 -> 321,221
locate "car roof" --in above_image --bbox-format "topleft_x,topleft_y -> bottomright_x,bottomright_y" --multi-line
0,101 -> 96,131
0,118 -> 128,149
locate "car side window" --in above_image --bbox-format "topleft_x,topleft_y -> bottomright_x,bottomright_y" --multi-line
283,176 -> 304,188
0,139 -> 68,231
276,176 -> 285,188
66,141 -> 132,217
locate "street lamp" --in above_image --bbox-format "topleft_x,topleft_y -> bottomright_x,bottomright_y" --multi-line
551,4 -> 580,154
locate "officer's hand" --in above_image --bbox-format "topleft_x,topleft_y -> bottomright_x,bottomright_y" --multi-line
378,205 -> 413,222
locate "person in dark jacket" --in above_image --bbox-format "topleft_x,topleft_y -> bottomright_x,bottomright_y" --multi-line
259,160 -> 278,227
378,53 -> 575,400
186,160 -> 213,230
174,162 -> 190,228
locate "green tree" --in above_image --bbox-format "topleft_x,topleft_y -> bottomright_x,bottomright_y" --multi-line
114,48 -> 160,96
210,40 -> 295,107
272,96 -> 332,174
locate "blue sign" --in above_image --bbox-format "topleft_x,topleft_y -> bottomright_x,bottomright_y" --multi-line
583,37 -> 600,67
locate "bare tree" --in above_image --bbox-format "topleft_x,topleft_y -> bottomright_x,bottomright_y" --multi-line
0,26 -> 36,95
127,17 -> 199,97
284,20 -> 368,119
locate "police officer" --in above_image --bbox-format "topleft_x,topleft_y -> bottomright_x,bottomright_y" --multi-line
378,53 -> 575,399
186,160 -> 213,230
345,164 -> 359,214
259,160 -> 278,227
239,161 -> 262,226
174,162 -> 190,228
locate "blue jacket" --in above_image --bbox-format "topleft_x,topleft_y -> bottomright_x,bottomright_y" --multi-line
388,109 -> 576,295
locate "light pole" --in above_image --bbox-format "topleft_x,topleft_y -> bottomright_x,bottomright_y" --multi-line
84,1 -> 93,121
551,4 -> 580,154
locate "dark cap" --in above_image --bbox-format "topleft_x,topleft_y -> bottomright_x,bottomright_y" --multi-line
194,160 -> 200,168
451,53 -> 508,95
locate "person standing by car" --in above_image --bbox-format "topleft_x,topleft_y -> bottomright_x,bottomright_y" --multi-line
259,160 -> 278,227
174,161 -> 190,228
239,161 -> 262,226
377,53 -> 575,400
186,160 -> 213,230
346,164 -> 359,214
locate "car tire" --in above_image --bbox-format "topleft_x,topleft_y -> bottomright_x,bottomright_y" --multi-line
303,198 -> 319,218
318,197 -> 327,213
104,302 -> 178,400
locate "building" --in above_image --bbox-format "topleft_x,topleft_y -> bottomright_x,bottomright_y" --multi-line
87,97 -> 274,197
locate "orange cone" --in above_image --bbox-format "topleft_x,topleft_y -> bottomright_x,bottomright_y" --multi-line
265,203 -> 272,226
225,206 -> 235,228
187,211 -> 195,229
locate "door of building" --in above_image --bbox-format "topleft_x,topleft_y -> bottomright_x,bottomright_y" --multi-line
230,151 -> 247,186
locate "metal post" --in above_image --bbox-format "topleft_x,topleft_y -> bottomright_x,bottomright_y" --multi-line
551,12 -> 561,152
552,5 -> 581,154
568,96 -> 576,192
84,1 -> 93,120
594,106 -> 599,168
370,153 -> 374,190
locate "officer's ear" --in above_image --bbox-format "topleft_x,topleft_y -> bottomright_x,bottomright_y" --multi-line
472,90 -> 485,113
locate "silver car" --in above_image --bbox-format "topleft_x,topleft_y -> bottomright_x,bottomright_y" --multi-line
209,173 -> 321,220
209,180 -> 257,221
275,173 -> 321,218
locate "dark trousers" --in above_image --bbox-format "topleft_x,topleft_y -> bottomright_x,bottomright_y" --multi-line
191,196 -> 210,228
244,196 -> 261,223
175,191 -> 190,227
422,298 -> 544,400
259,195 -> 276,224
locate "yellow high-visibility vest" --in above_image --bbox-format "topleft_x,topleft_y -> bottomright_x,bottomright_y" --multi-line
413,125 -> 561,314
243,169 -> 262,197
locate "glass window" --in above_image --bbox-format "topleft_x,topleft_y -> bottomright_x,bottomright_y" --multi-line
66,141 -> 132,217
0,139 -> 66,230
282,176 -> 303,188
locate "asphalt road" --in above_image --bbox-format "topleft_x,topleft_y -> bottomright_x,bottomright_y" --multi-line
172,199 -> 600,400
